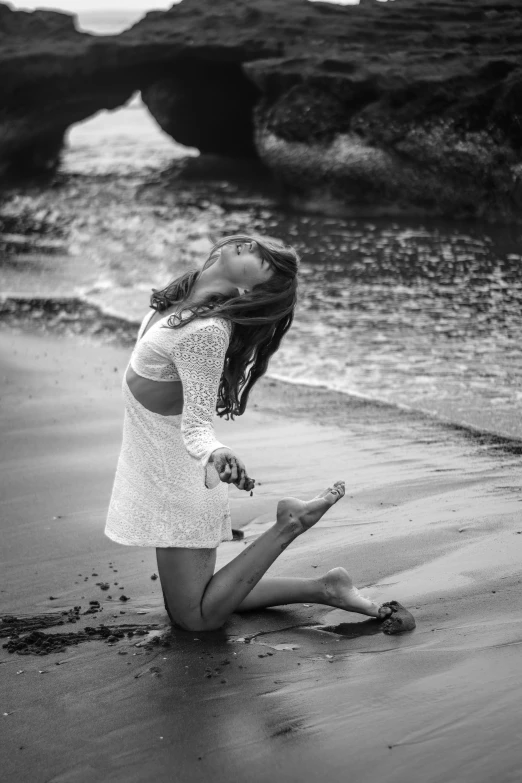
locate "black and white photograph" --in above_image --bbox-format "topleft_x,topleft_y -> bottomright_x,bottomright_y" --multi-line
1,0 -> 521,780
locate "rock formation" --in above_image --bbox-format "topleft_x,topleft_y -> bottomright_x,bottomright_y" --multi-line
0,0 -> 521,221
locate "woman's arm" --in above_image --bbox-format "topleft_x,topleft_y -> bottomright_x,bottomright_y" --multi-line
171,320 -> 230,468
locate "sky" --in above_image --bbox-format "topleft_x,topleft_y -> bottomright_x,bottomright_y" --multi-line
7,0 -> 374,32
9,1 -> 177,10
8,0 -> 365,12
7,0 -> 182,32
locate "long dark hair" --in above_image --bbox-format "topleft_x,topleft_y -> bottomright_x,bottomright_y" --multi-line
150,234 -> 300,419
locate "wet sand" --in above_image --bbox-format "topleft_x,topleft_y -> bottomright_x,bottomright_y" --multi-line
1,323 -> 522,783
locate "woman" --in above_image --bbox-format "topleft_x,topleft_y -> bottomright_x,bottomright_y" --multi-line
105,234 -> 410,633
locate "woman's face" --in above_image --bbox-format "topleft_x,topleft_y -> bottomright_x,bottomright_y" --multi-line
219,239 -> 273,293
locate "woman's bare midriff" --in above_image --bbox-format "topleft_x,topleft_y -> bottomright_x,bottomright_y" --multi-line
126,365 -> 184,416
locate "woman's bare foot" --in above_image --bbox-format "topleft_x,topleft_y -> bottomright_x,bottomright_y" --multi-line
320,567 -> 393,619
276,481 -> 346,537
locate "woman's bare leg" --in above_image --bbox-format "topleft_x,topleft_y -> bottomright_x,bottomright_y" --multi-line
234,576 -> 326,612
234,570 -> 385,617
157,482 -> 394,631
158,482 -> 352,631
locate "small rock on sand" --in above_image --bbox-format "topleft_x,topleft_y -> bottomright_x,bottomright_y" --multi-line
379,601 -> 416,635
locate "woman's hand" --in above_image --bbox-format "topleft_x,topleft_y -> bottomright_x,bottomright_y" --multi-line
209,447 -> 255,491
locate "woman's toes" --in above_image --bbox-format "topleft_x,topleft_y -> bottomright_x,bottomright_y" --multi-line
351,592 -> 381,617
313,481 -> 345,503
322,481 -> 346,503
330,480 -> 345,497
304,482 -> 345,515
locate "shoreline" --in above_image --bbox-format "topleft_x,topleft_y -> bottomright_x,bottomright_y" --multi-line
2,291 -> 521,454
1,320 -> 522,782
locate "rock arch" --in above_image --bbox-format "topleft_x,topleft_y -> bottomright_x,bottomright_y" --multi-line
1,0 -> 521,222
142,59 -> 260,158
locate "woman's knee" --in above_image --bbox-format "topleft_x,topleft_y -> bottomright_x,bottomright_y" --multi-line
160,592 -> 207,632
162,601 -> 223,632
156,545 -> 218,632
161,592 -> 225,632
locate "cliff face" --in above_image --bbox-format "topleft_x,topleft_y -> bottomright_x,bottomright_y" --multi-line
1,0 -> 521,222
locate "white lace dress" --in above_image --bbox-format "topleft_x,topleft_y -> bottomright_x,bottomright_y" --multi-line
104,309 -> 234,548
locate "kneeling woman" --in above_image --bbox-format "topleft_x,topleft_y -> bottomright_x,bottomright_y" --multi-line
105,234 -> 413,634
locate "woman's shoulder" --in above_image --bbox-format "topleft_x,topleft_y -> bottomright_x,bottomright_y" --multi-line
182,313 -> 232,337
166,314 -> 231,354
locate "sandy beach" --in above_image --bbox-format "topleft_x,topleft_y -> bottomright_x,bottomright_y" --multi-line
2,318 -> 522,783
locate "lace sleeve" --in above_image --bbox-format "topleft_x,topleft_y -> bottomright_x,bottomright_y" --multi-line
171,319 -> 230,467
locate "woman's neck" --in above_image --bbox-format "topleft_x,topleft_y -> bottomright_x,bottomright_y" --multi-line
189,264 -> 237,303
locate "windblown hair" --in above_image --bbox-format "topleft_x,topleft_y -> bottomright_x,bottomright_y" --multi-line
150,234 -> 300,419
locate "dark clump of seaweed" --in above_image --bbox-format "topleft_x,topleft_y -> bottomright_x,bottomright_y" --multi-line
1,610 -> 168,656
2,623 -> 166,655
0,607 -> 82,638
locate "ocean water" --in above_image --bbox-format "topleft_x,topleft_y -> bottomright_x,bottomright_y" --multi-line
5,11 -> 522,441
61,100 -> 522,441
64,93 -> 197,175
